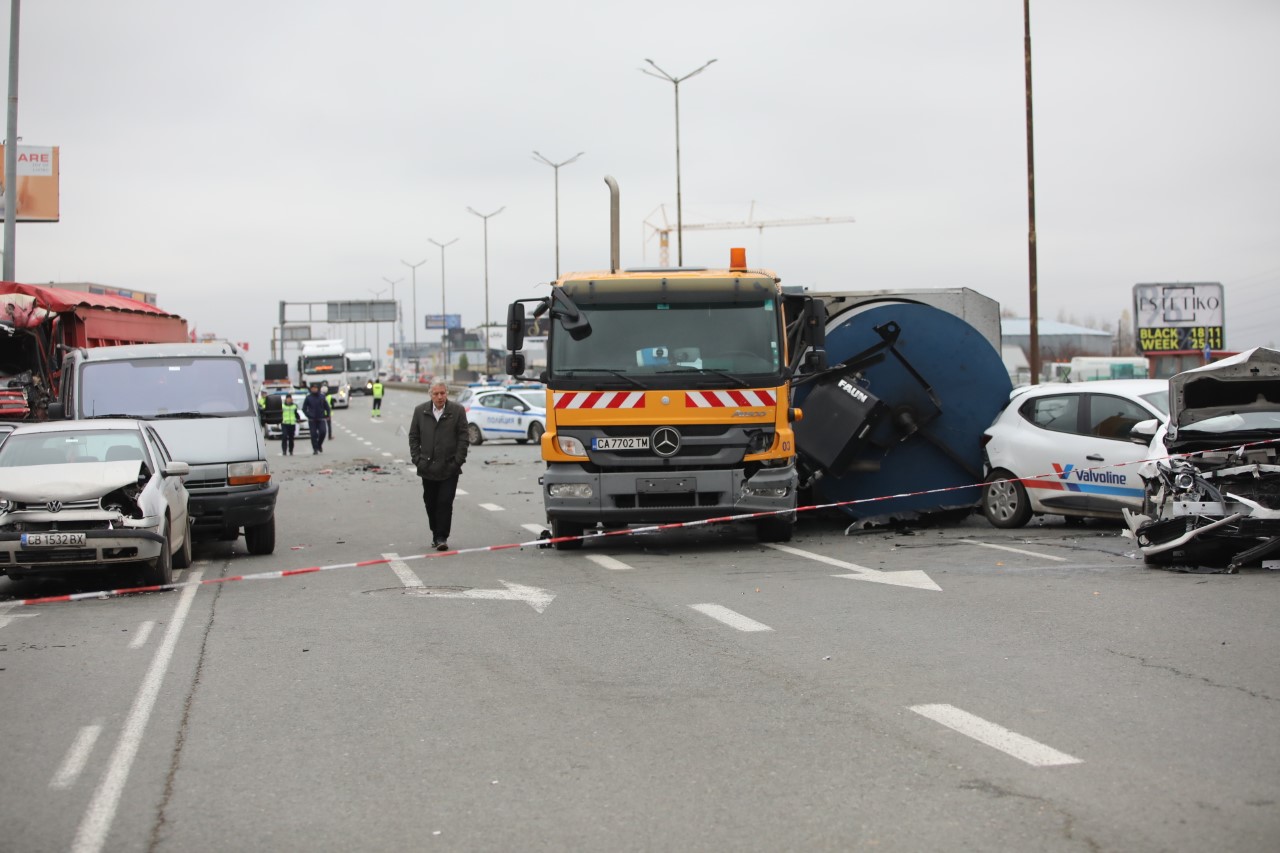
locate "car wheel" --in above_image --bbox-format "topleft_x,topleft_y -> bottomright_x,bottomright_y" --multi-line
467,423 -> 484,446
245,517 -> 276,555
755,515 -> 794,542
551,519 -> 585,550
145,519 -> 175,586
172,517 -> 194,569
981,469 -> 1032,529
528,422 -> 545,444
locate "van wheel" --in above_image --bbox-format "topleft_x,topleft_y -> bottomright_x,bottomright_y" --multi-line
756,516 -> 794,542
245,518 -> 276,555
145,519 -> 175,586
467,423 -> 484,446
172,517 -> 194,569
551,519 -> 584,550
982,469 -> 1032,529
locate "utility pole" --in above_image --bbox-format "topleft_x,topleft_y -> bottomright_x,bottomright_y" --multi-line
3,0 -> 22,281
466,206 -> 504,376
1024,0 -> 1041,384
428,237 -> 458,382
532,150 -> 584,278
401,258 -> 427,379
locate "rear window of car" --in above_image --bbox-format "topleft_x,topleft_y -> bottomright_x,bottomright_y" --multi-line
1021,394 -> 1080,434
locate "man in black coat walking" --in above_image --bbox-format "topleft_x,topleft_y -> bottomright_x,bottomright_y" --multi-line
408,382 -> 469,550
302,384 -> 331,454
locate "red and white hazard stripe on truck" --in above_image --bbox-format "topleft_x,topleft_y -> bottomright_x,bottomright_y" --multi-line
685,389 -> 777,408
554,391 -> 647,409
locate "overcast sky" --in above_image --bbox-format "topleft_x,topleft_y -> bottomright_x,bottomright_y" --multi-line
4,0 -> 1277,367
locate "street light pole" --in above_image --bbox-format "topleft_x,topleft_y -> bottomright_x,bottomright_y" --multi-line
367,287 -> 387,373
532,150 -> 584,278
428,237 -> 458,382
402,258 -> 427,380
382,276 -> 403,376
641,57 -> 716,267
466,206 -> 505,377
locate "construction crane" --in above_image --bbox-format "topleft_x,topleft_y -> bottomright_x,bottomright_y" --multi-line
643,203 -> 855,267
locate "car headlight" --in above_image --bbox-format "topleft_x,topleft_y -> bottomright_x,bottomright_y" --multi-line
228,460 -> 271,486
557,436 -> 587,457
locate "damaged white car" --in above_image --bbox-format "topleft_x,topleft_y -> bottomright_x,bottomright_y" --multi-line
1124,347 -> 1280,571
0,419 -> 192,585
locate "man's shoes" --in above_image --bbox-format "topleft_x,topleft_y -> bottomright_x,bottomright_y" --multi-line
430,540 -> 440,549
436,542 -> 449,552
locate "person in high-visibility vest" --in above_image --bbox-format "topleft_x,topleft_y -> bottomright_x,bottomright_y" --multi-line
280,394 -> 298,456
323,385 -> 335,440
371,379 -> 385,418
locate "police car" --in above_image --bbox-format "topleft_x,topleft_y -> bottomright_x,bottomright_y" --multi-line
460,386 -> 547,446
980,379 -> 1169,527
258,385 -> 311,440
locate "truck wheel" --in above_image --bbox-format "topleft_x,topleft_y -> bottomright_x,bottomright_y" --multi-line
145,519 -> 175,586
981,469 -> 1032,529
172,517 -> 194,569
551,519 -> 584,550
756,516 -> 794,543
245,518 -> 276,555
467,423 -> 484,446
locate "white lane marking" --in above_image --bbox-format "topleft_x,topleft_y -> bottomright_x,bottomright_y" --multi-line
457,489 -> 469,496
689,604 -> 773,632
0,601 -> 38,630
363,440 -> 373,445
384,552 -> 423,589
50,723 -> 103,790
406,581 -> 556,613
72,570 -> 204,853
766,543 -> 942,591
479,503 -> 505,512
959,540 -> 1069,562
521,523 -> 546,536
585,554 -> 632,571
127,621 -> 155,649
909,704 -> 1083,767
381,452 -> 393,457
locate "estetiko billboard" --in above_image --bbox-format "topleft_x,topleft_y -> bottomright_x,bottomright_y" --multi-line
1133,282 -> 1225,353
0,144 -> 60,222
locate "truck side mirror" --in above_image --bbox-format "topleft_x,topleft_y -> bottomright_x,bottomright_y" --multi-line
803,350 -> 828,373
506,353 -> 526,377
506,302 -> 525,352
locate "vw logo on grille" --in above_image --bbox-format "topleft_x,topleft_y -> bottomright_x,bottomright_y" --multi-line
46,500 -> 63,513
651,426 -> 681,458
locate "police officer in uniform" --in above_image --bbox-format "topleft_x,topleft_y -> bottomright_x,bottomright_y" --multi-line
280,393 -> 299,456
323,384 -> 336,441
371,378 -> 385,418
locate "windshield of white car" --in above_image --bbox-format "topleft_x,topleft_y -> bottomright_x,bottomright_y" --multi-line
1140,390 -> 1170,416
80,357 -> 254,418
0,430 -> 149,468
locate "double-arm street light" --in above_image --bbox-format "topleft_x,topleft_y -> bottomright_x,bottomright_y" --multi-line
382,276 -> 403,374
532,150 -> 584,278
466,206 -> 505,376
428,237 -> 458,381
401,258 -> 427,379
640,57 -> 717,266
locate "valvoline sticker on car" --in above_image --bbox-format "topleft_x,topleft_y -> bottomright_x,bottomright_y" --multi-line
1024,463 -> 1143,499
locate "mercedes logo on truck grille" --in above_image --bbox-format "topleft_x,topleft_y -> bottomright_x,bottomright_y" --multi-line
651,426 -> 681,457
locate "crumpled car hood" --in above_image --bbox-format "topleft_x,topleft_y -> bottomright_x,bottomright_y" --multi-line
1170,347 -> 1280,429
0,460 -> 142,503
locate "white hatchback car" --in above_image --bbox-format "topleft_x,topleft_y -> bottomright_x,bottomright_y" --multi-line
980,379 -> 1170,528
461,387 -> 547,446
0,419 -> 192,584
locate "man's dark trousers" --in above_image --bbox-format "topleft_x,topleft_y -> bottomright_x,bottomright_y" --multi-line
311,420 -> 327,452
423,475 -> 459,543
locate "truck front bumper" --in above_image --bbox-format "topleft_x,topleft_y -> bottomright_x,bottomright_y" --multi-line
542,463 -> 798,525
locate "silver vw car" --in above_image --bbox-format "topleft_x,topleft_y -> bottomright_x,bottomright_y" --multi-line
0,419 -> 192,585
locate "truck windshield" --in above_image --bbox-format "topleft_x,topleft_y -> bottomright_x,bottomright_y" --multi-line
79,358 -> 254,418
347,357 -> 375,372
302,356 -> 344,372
550,300 -> 781,387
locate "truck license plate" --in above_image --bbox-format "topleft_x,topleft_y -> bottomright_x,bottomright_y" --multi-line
592,436 -> 649,451
20,532 -> 87,547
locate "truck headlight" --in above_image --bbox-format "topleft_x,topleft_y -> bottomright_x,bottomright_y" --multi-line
557,436 -> 587,456
229,461 -> 271,486
549,483 -> 593,499
743,485 -> 789,498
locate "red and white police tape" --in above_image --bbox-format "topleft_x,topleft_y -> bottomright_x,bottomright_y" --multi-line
8,436 -> 1278,607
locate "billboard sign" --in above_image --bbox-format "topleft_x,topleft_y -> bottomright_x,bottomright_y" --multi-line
327,300 -> 397,323
1133,282 -> 1225,353
0,144 -> 60,222
425,313 -> 462,330
282,325 -> 312,342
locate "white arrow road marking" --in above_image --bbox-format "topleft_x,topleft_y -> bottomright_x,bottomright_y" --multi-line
384,553 -> 423,589
127,621 -> 155,649
406,581 -> 555,613
479,503 -> 505,512
765,543 -> 941,591
51,723 -> 103,790
959,540 -> 1068,562
0,601 -> 38,630
689,604 -> 773,632
585,554 -> 633,571
910,704 -> 1083,767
